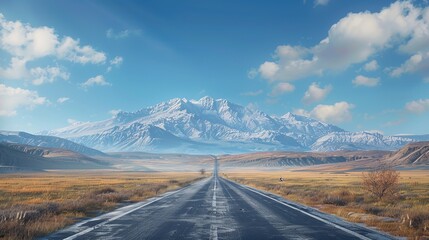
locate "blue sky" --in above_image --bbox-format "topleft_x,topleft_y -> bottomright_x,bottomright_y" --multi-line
0,0 -> 429,135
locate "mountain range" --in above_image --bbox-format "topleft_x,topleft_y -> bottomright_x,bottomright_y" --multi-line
0,142 -> 107,172
0,131 -> 104,156
42,96 -> 426,154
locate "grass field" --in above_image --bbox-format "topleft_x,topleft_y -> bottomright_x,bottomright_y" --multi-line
0,171 -> 205,240
222,170 -> 429,239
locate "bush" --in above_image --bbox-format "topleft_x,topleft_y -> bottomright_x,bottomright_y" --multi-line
402,210 -> 429,229
363,205 -> 383,215
92,187 -> 116,195
362,167 -> 400,201
322,196 -> 348,206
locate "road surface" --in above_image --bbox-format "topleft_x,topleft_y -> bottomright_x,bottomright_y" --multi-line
46,160 -> 396,240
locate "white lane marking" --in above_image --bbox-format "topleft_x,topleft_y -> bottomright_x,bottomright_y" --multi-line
63,180 -> 203,240
212,177 -> 217,208
210,176 -> 218,240
225,179 -> 372,240
210,225 -> 218,240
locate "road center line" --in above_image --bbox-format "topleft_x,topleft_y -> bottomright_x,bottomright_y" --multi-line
210,174 -> 218,240
212,177 -> 217,208
210,225 -> 218,240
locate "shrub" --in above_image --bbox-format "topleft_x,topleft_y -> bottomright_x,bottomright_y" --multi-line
363,205 -> 383,215
92,187 -> 116,195
322,196 -> 348,206
402,210 -> 429,229
362,168 -> 400,201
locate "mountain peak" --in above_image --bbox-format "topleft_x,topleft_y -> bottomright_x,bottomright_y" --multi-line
43,96 -> 415,154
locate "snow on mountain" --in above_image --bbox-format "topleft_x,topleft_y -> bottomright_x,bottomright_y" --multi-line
43,96 -> 415,153
393,134 -> 429,142
311,131 -> 414,152
273,112 -> 344,146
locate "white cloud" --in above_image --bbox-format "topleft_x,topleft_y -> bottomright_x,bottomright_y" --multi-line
247,68 -> 258,79
258,2 -> 424,82
56,36 -> 106,64
293,108 -> 311,117
57,97 -> 69,103
270,82 -> 295,96
259,61 -> 279,80
81,75 -> 111,88
302,82 -> 332,104
391,52 -> 429,81
314,0 -> 330,6
352,75 -> 380,87
0,13 -> 107,83
106,28 -> 141,39
241,89 -> 263,96
108,109 -> 122,116
294,101 -> 354,124
405,99 -> 429,114
107,56 -> 123,72
364,60 -> 379,71
0,15 -> 58,60
30,66 -> 69,85
0,57 -> 28,79
0,84 -> 46,116
110,56 -> 123,65
67,118 -> 78,124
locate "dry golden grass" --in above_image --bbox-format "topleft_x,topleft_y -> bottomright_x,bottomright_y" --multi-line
222,170 -> 429,239
0,171 -> 205,240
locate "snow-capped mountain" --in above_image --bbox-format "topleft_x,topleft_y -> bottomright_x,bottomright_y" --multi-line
43,96 -> 414,153
311,131 -> 413,152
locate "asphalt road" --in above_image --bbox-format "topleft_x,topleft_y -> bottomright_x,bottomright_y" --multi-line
46,161 -> 396,240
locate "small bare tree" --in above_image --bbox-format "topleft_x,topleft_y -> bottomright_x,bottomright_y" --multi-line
200,168 -> 206,175
362,166 -> 400,201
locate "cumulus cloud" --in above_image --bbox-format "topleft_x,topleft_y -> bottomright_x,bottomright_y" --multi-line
0,57 -> 27,79
259,61 -> 280,80
352,75 -> 380,87
364,60 -> 379,71
258,2 -> 428,82
302,82 -> 332,104
293,108 -> 311,117
30,66 -> 70,85
391,52 -> 429,81
81,75 -> 111,88
107,56 -> 123,72
0,84 -> 46,116
57,97 -> 69,103
294,101 -> 354,124
108,109 -> 122,116
405,99 -> 429,114
0,13 -> 107,84
106,28 -> 141,39
56,36 -> 106,64
270,82 -> 295,96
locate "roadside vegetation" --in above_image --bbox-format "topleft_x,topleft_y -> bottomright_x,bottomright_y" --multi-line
223,169 -> 429,239
0,171 -> 206,240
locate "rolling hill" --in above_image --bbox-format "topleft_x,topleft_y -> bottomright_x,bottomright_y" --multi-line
0,142 -> 109,172
0,131 -> 105,156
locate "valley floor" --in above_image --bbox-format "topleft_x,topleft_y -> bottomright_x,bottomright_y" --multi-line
222,169 -> 429,239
